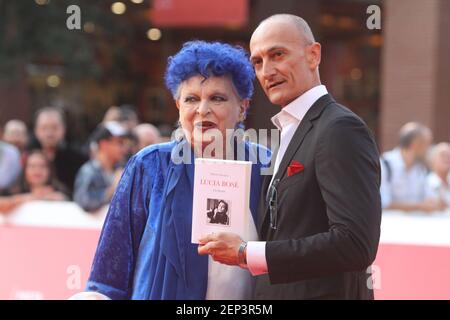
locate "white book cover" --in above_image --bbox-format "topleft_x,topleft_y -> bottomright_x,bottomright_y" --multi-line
191,158 -> 252,244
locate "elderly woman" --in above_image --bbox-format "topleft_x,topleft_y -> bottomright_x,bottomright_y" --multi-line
80,41 -> 270,300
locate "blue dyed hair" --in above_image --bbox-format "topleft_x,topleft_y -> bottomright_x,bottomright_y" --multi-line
164,41 -> 255,100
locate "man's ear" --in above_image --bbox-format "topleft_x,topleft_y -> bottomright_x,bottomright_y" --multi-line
175,99 -> 181,110
307,42 -> 321,70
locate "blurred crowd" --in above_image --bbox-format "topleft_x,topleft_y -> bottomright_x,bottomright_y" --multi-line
1,108 -> 449,215
380,122 -> 450,213
0,105 -> 162,214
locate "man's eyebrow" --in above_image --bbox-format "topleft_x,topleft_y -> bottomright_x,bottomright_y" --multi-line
266,46 -> 287,52
250,46 -> 287,60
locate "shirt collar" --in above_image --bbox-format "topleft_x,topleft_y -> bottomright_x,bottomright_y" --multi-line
271,85 -> 328,131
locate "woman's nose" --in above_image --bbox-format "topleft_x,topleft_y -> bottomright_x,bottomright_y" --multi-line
196,100 -> 211,116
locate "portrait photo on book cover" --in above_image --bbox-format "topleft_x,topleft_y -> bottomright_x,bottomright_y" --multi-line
206,199 -> 230,226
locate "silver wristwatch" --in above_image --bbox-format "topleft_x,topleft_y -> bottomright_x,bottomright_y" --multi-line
238,241 -> 248,268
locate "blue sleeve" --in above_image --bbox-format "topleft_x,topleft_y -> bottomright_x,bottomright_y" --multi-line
86,153 -> 155,299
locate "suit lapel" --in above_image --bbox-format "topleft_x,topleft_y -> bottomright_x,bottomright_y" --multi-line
258,94 -> 335,233
275,94 -> 334,182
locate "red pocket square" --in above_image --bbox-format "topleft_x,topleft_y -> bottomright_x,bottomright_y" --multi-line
287,160 -> 305,177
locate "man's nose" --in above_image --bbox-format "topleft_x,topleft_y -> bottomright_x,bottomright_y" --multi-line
261,61 -> 276,79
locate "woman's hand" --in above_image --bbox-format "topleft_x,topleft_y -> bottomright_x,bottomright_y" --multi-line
198,232 -> 242,266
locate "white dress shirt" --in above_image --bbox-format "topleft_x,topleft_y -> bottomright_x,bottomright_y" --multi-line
246,85 -> 328,276
206,209 -> 259,299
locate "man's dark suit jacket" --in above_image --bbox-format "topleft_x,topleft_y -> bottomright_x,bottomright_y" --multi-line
255,94 -> 382,300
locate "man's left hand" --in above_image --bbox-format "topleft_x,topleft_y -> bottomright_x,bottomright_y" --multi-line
198,232 -> 242,266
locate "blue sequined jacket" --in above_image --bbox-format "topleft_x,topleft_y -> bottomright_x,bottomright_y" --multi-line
86,139 -> 271,299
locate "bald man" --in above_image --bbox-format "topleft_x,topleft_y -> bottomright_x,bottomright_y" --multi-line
199,14 -> 382,300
